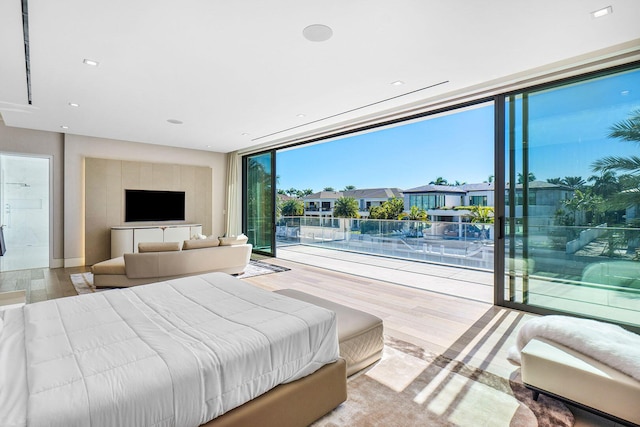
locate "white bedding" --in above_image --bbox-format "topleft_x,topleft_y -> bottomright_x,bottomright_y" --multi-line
0,272 -> 339,427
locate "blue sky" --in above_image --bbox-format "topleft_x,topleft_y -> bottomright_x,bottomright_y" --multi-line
277,104 -> 495,192
277,68 -> 640,193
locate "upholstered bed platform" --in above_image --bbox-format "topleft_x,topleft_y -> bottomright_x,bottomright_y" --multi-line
203,358 -> 346,427
0,273 -> 345,427
275,289 -> 384,376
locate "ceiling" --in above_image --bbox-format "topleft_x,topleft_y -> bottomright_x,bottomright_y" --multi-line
1,0 -> 639,154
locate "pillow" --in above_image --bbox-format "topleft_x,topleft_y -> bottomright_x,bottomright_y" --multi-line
138,241 -> 182,252
191,234 -> 208,240
219,233 -> 248,246
0,316 -> 3,335
183,239 -> 220,250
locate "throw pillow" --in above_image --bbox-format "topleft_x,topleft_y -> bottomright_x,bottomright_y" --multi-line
183,239 -> 220,250
218,233 -> 249,246
138,241 -> 182,252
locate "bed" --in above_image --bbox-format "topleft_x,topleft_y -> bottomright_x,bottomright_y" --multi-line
0,272 -> 345,427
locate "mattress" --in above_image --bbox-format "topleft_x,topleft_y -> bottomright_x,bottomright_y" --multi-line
0,272 -> 339,427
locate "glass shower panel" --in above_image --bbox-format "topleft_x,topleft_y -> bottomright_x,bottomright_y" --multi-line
0,154 -> 49,271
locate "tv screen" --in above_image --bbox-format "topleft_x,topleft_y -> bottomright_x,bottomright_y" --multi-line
125,190 -> 186,222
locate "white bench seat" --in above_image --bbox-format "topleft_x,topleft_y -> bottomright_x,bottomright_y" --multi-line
521,338 -> 640,426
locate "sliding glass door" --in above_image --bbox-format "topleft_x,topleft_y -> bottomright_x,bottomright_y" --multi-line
243,151 -> 275,256
500,65 -> 640,328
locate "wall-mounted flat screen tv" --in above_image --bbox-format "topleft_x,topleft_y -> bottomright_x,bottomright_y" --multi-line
125,189 -> 185,222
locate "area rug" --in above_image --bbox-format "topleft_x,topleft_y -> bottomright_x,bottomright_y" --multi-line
313,336 -> 574,427
70,260 -> 290,294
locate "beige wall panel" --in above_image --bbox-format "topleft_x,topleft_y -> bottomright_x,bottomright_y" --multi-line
139,163 -> 153,189
122,161 -> 141,189
181,167 -> 196,223
85,157 -> 213,264
85,219 -> 110,265
65,134 -> 226,266
151,163 -> 172,190
106,177 -> 122,227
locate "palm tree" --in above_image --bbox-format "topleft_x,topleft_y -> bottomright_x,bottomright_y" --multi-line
285,187 -> 298,197
587,171 -> 620,197
281,199 -> 303,216
561,176 -> 585,189
400,205 -> 428,221
429,177 -> 448,186
546,177 -> 563,185
466,206 -> 494,240
342,185 -> 356,191
592,110 -> 640,175
323,186 -> 335,192
517,172 -> 536,184
333,197 -> 359,218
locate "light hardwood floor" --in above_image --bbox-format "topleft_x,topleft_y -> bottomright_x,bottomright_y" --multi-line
0,254 -> 621,427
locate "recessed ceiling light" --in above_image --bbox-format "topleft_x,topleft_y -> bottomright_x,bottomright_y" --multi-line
241,133 -> 250,136
206,145 -> 212,148
167,119 -> 183,124
68,102 -> 79,107
591,6 -> 612,18
60,125 -> 69,129
296,114 -> 306,118
391,80 -> 405,86
83,58 -> 99,66
303,24 -> 333,42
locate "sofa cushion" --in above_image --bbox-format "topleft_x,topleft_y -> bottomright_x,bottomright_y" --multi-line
91,256 -> 126,275
183,238 -> 220,250
138,241 -> 182,252
219,234 -> 249,246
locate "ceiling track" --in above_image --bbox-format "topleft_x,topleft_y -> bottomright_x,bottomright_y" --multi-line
251,80 -> 449,142
22,0 -> 32,105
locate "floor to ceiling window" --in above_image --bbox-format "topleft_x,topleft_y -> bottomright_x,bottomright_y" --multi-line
242,61 -> 640,329
274,101 -> 495,269
501,64 -> 640,328
243,151 -> 275,255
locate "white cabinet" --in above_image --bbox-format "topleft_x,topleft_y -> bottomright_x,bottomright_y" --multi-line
111,224 -> 203,258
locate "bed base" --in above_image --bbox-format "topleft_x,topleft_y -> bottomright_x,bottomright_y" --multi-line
202,358 -> 347,427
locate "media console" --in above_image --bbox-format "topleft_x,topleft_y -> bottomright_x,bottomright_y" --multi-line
111,224 -> 203,258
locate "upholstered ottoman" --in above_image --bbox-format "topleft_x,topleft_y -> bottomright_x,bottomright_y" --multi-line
521,338 -> 640,426
275,289 -> 384,376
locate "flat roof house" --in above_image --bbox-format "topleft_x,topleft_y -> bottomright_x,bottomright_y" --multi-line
304,188 -> 404,218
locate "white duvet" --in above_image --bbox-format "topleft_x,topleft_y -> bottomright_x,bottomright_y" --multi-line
0,272 -> 340,427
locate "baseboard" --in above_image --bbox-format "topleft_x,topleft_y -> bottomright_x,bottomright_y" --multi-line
64,257 -> 85,268
50,258 -> 64,268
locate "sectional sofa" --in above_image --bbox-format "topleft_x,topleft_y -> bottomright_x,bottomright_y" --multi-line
91,236 -> 252,287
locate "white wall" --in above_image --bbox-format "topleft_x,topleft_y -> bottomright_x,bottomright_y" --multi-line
64,134 -> 227,267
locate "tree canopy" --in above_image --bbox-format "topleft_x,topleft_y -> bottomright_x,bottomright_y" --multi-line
333,197 -> 359,218
281,199 -> 304,216
369,197 -> 405,219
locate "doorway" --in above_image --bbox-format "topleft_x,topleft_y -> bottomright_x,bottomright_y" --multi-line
0,154 -> 50,271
